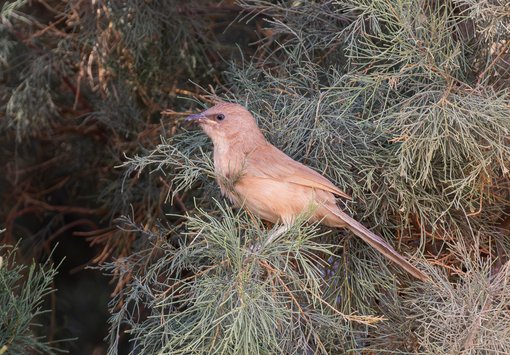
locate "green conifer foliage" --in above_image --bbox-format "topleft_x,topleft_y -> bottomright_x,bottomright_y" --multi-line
0,243 -> 60,354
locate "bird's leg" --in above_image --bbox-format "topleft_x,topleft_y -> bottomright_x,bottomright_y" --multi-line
249,224 -> 289,254
263,225 -> 289,248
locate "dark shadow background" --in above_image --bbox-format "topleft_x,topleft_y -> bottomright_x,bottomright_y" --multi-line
1,1 -> 260,353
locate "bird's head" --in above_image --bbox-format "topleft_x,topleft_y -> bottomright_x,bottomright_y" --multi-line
185,102 -> 265,146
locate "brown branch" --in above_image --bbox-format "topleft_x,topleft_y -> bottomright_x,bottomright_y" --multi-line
23,195 -> 103,215
45,219 -> 98,245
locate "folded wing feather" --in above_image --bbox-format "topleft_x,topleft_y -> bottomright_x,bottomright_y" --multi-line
246,144 -> 352,200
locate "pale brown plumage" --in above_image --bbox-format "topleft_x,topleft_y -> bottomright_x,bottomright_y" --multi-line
186,102 -> 428,281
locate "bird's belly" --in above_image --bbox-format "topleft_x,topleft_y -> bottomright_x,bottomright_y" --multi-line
232,176 -> 337,225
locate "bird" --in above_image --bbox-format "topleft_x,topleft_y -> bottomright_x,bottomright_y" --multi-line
186,102 -> 428,282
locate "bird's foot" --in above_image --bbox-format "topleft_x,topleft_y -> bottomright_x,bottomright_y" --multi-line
248,225 -> 289,254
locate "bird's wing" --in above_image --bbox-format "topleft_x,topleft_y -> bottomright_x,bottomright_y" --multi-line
246,143 -> 351,200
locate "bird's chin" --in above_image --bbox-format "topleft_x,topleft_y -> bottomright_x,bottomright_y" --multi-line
198,121 -> 217,138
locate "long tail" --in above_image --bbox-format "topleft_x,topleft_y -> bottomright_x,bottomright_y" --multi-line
325,206 -> 428,282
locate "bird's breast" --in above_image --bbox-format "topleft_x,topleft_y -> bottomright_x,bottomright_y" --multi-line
213,146 -> 246,205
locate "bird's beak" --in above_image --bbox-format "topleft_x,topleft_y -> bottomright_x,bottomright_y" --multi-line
185,113 -> 206,123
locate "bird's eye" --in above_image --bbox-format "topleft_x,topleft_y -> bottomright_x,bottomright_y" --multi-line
216,114 -> 225,121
